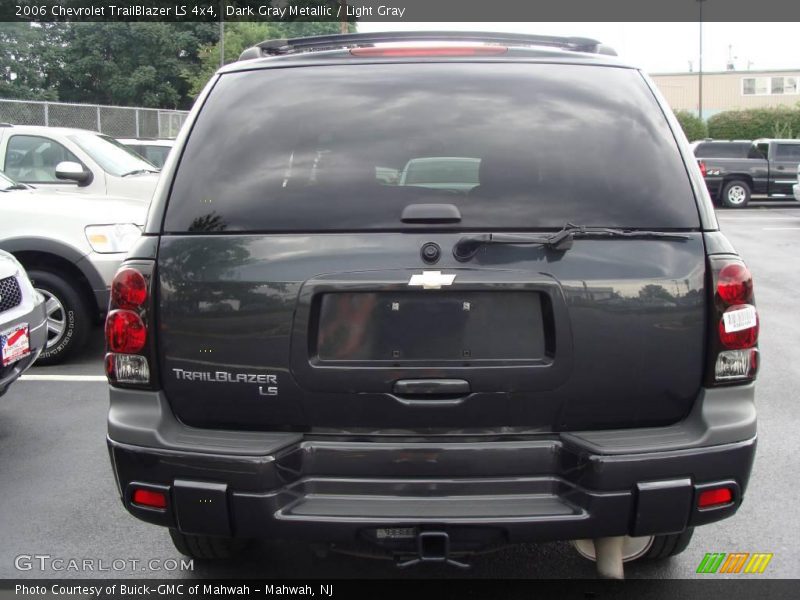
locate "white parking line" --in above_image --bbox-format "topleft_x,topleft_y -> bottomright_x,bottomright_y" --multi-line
18,374 -> 106,382
762,227 -> 800,231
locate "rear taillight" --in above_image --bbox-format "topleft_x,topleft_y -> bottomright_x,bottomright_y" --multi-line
716,263 -> 753,304
718,306 -> 759,349
708,257 -> 759,384
106,310 -> 146,353
105,262 -> 155,387
698,160 -> 707,178
111,267 -> 147,309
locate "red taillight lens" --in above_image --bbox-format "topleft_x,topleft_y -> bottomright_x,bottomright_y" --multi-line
718,305 -> 759,349
132,488 -> 167,509
105,309 -> 146,353
106,262 -> 154,387
111,268 -> 147,309
709,257 -> 759,384
698,160 -> 707,178
697,487 -> 733,508
105,352 -> 115,378
350,45 -> 508,57
717,263 -> 753,305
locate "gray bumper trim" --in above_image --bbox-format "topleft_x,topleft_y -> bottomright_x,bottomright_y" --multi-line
108,387 -> 301,456
108,384 -> 755,456
562,384 -> 756,455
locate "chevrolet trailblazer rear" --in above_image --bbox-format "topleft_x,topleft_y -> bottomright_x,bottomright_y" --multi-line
106,32 -> 758,577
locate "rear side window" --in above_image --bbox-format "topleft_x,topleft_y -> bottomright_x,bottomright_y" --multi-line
694,142 -> 754,159
774,143 -> 800,160
165,63 -> 699,232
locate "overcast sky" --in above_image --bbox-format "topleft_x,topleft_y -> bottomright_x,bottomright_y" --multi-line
357,22 -> 800,74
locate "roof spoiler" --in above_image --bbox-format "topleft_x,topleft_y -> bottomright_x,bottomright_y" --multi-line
238,31 -> 617,61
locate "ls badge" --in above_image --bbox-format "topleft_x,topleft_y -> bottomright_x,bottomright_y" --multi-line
408,271 -> 456,290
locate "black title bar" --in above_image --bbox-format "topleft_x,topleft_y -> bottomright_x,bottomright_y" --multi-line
2,579 -> 799,600
3,0 -> 800,22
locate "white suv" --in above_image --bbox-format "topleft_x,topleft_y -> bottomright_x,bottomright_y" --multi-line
0,170 -> 146,364
794,163 -> 800,202
0,124 -> 159,202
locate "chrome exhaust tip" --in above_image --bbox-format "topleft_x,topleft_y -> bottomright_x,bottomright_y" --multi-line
572,535 -> 654,563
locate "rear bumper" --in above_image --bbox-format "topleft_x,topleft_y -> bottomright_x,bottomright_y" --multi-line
108,385 -> 757,548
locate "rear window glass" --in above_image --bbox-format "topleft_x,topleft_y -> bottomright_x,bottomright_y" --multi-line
165,63 -> 699,232
694,142 -> 754,159
774,143 -> 800,160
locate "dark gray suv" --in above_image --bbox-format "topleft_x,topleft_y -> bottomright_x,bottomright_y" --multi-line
105,32 -> 759,578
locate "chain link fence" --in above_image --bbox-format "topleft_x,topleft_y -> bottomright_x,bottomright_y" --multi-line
0,99 -> 189,139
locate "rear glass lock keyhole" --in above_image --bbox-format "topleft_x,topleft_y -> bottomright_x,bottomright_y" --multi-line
421,242 -> 441,264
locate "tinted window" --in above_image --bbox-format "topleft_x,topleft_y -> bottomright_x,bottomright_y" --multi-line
165,63 -> 699,232
401,157 -> 480,190
694,142 -> 753,159
4,135 -> 82,183
774,144 -> 800,160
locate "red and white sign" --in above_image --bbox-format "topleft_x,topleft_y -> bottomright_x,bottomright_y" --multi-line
1,324 -> 30,367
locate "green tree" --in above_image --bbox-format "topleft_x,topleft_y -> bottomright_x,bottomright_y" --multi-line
707,106 -> 800,140
52,23 -> 218,109
184,21 -> 352,98
0,23 -> 61,100
673,110 -> 708,142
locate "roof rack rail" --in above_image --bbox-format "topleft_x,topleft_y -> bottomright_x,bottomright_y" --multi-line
238,31 -> 617,61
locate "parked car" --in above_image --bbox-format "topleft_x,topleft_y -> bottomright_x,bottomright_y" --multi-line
693,138 -> 800,207
116,138 -> 174,169
0,124 -> 159,202
0,169 -> 146,364
106,32 -> 758,578
398,157 -> 481,191
0,250 -> 46,397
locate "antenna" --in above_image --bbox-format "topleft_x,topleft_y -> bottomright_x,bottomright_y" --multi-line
726,44 -> 738,71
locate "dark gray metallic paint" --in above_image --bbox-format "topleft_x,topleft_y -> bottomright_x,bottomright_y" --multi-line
154,233 -> 706,431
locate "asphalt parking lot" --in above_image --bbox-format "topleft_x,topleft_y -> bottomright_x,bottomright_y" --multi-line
1,201 -> 798,580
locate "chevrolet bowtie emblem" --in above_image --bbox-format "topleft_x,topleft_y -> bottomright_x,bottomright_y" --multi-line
408,271 -> 456,290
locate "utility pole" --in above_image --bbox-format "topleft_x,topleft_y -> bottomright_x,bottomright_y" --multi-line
697,0 -> 707,121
